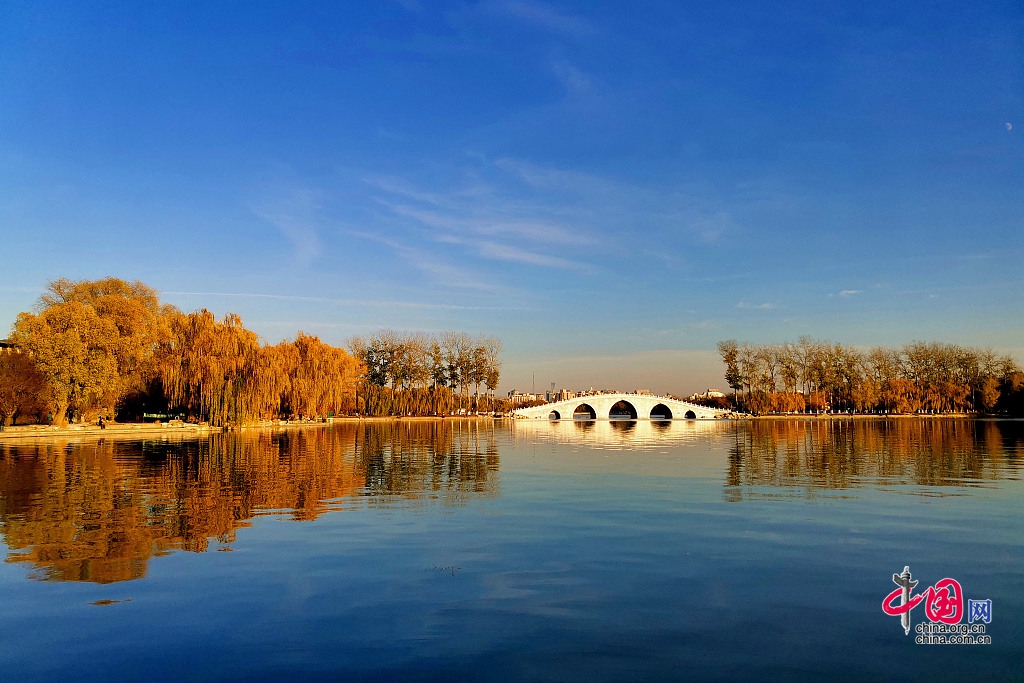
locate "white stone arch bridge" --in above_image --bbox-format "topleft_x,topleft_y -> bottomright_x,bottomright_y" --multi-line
513,393 -> 732,420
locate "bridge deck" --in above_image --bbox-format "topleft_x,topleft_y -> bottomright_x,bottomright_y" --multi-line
512,393 -> 734,420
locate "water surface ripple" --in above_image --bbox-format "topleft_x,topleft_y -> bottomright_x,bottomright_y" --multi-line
1,418 -> 1021,681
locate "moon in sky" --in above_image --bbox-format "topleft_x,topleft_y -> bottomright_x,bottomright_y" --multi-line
1007,122 -> 1013,132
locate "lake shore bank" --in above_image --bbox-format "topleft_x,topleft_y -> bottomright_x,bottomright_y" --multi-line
746,412 -> 980,419
3,413 -> 1017,443
0,415 -> 506,442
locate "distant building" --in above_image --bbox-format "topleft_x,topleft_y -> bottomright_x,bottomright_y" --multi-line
0,339 -> 16,354
687,389 -> 726,401
507,390 -> 546,406
570,388 -> 621,398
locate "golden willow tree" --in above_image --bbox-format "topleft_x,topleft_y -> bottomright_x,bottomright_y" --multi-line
276,333 -> 363,419
717,338 -> 1023,415
7,278 -> 365,425
154,312 -> 365,425
156,310 -> 280,425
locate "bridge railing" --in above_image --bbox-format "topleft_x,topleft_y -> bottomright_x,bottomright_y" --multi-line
511,393 -> 742,419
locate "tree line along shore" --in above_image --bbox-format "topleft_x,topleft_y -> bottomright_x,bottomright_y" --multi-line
0,278 -> 507,429
3,278 -> 1021,429
714,339 -> 1023,416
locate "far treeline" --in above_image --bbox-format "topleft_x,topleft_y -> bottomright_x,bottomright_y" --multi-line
0,278 -> 505,427
716,338 -> 1023,415
348,330 -> 503,417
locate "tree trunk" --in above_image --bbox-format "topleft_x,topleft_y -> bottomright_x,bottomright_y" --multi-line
51,398 -> 69,426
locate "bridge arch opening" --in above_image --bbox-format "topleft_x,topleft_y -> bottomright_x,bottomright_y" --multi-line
609,400 -> 638,420
548,409 -> 561,420
572,403 -> 597,420
649,403 -> 673,420
684,410 -> 697,420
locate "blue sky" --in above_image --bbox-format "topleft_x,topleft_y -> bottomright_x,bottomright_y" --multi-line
1,1 -> 1021,394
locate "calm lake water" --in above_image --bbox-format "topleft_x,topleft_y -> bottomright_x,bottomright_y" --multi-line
1,419 -> 1022,681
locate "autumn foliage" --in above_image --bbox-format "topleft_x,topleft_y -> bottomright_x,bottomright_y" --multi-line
2,278 -> 505,426
0,421 -> 499,582
0,352 -> 47,427
348,329 -> 503,416
717,338 -> 1023,415
2,278 -> 504,426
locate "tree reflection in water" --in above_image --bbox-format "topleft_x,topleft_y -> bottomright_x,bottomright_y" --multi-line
2,418 -> 1019,584
0,421 -> 499,583
724,419 -> 1024,501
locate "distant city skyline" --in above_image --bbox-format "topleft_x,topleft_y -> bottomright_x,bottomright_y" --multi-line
1,1 -> 1021,395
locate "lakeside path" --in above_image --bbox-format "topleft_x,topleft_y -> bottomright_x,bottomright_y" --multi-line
0,416 -> 505,442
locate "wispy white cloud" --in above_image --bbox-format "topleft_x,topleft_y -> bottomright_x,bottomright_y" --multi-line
250,187 -> 323,265
839,289 -> 863,297
363,175 -> 452,207
476,241 -> 590,271
480,0 -> 595,36
363,171 -> 599,273
162,290 -> 521,311
736,301 -> 774,310
492,157 -> 741,245
493,157 -> 616,195
348,230 -> 511,293
382,201 -> 586,245
688,212 -> 735,244
551,60 -> 592,95
360,157 -> 741,288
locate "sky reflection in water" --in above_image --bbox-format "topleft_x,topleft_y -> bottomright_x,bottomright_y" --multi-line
0,419 -> 1021,681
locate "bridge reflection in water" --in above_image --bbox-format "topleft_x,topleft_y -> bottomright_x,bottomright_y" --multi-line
0,418 -> 1020,585
512,418 -> 1024,494
511,416 -> 725,450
